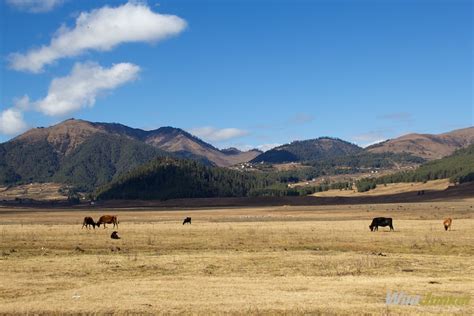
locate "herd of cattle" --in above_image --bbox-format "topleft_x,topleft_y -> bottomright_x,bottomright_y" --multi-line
82,215 -> 118,229
83,215 -> 454,237
82,215 -> 120,239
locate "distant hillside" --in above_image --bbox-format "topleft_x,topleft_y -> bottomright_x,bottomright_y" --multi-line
0,138 -> 59,184
380,144 -> 474,184
3,119 -> 473,195
14,119 -> 105,156
143,127 -> 261,167
10,119 -> 260,167
96,157 -> 273,200
355,144 -> 474,192
52,134 -> 166,191
367,127 -> 474,160
307,152 -> 425,171
221,147 -> 243,155
0,133 -> 166,191
0,119 -> 260,190
252,137 -> 363,163
98,120 -> 261,166
222,147 -> 262,157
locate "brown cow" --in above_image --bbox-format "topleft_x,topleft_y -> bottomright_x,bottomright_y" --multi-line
97,215 -> 118,229
443,218 -> 452,231
82,216 -> 96,229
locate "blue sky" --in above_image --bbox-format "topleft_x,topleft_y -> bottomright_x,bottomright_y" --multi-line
0,0 -> 472,150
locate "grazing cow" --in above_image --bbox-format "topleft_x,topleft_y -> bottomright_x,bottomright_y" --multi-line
369,217 -> 394,231
443,218 -> 452,231
97,215 -> 118,229
111,231 -> 121,239
183,217 -> 192,225
82,216 -> 96,229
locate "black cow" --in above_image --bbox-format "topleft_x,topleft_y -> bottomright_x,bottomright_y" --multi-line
111,231 -> 121,239
183,217 -> 192,225
82,216 -> 96,229
369,217 -> 394,231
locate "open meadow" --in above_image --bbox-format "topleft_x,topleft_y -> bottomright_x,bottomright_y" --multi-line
0,199 -> 473,315
313,180 -> 451,198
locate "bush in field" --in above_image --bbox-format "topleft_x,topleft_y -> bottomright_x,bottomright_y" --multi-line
356,180 -> 377,192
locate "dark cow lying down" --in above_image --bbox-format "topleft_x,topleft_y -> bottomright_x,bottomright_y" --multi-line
369,217 -> 394,231
183,217 -> 192,225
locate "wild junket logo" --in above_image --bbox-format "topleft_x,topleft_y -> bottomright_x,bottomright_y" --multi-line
386,290 -> 470,306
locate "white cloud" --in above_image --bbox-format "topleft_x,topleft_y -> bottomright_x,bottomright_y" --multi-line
13,95 -> 31,111
6,0 -> 64,13
228,143 -> 281,152
361,139 -> 386,148
35,62 -> 140,116
352,132 -> 387,148
256,143 -> 281,152
190,127 -> 249,142
9,2 -> 187,72
0,108 -> 28,135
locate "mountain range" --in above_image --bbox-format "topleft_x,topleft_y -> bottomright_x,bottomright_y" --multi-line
366,127 -> 474,160
0,119 -> 260,190
96,143 -> 474,200
1,119 -> 473,192
13,119 -> 261,166
252,127 -> 474,163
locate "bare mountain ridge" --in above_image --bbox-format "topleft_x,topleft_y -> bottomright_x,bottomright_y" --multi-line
15,119 -> 105,156
12,119 -> 260,167
13,120 -> 474,165
367,127 -> 474,160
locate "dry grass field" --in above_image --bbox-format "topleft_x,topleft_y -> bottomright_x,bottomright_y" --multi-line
0,199 -> 473,315
313,179 -> 451,197
0,183 -> 68,201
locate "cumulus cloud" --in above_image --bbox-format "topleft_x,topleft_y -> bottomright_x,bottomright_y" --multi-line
190,127 -> 249,142
256,143 -> 281,152
0,107 -> 28,135
9,2 -> 187,72
1,62 -> 139,135
13,95 -> 31,110
6,0 -> 64,13
35,62 -> 140,116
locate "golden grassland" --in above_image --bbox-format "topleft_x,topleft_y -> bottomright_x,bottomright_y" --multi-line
0,183 -> 68,201
313,179 -> 451,197
0,199 -> 473,315
288,168 -> 415,188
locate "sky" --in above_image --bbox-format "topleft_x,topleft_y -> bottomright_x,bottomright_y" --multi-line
0,0 -> 472,150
